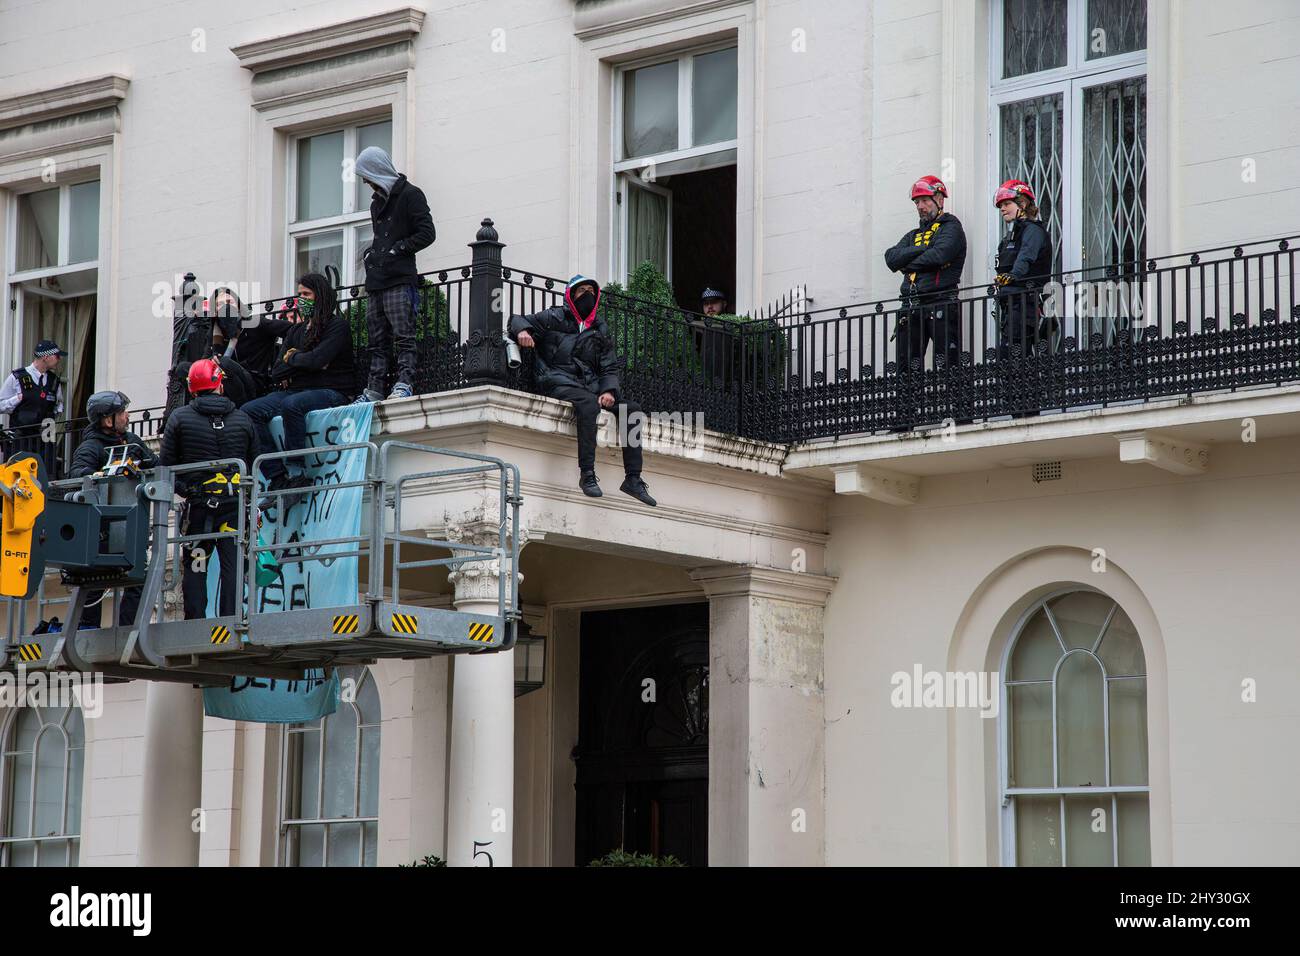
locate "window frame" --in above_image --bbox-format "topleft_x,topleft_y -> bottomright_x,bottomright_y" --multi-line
284,119 -> 391,289
0,705 -> 84,867
7,178 -> 101,285
612,40 -> 740,172
988,0 -> 1147,277
997,588 -> 1151,867
276,667 -> 381,867
611,41 -> 739,285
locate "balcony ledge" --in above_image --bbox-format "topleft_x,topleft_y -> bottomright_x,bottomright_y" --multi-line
372,384 -> 791,477
784,383 -> 1300,480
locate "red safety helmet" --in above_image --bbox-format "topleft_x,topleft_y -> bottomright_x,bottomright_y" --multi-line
910,175 -> 948,201
188,358 -> 224,394
994,179 -> 1036,207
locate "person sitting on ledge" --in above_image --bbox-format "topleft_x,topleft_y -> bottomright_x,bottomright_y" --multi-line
508,274 -> 656,506
240,272 -> 355,510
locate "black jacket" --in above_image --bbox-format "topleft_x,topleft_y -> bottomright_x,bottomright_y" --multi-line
995,217 -> 1053,291
215,356 -> 258,408
884,212 -> 968,300
508,304 -> 623,399
261,314 -> 356,395
363,175 -> 435,292
68,423 -> 158,479
160,394 -> 257,498
229,323 -> 279,391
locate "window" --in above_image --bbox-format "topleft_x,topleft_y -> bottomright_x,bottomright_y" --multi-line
991,0 -> 1147,278
614,45 -> 738,303
7,179 -> 101,425
13,181 -> 100,275
1001,591 -> 1151,866
279,667 -> 380,866
287,120 -> 391,287
1,706 -> 85,866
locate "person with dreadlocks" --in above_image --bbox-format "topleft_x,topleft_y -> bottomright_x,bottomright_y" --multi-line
240,272 -> 355,510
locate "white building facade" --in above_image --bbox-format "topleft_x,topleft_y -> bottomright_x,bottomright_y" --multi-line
1,0 -> 1297,866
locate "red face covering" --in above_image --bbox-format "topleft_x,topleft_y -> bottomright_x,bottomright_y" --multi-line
565,283 -> 600,330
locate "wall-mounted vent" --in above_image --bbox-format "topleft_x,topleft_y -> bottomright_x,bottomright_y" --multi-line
1032,461 -> 1063,483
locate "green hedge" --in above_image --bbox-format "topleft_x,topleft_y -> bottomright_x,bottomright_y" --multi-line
588,849 -> 687,867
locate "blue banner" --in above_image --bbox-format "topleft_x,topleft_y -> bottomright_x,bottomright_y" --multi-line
203,403 -> 373,723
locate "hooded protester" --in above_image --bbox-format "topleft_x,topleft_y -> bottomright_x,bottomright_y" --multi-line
69,389 -> 157,630
351,146 -> 436,403
508,275 -> 656,506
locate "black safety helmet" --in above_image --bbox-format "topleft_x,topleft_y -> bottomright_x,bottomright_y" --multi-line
86,390 -> 130,421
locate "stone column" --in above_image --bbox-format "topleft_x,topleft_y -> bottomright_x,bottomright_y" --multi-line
137,682 -> 204,865
445,517 -> 525,867
690,566 -> 836,867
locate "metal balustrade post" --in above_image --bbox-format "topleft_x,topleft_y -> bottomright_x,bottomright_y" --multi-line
464,218 -> 508,386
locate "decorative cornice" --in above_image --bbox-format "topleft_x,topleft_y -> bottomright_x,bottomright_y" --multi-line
230,7 -> 426,74
574,0 -> 748,39
0,75 -> 129,132
689,565 -> 837,605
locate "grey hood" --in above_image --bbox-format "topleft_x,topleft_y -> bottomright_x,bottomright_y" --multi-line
355,146 -> 400,195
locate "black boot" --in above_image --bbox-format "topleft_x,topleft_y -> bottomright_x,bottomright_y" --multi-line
619,473 -> 656,507
579,471 -> 602,497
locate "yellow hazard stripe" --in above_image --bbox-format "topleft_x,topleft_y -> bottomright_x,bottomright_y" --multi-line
390,613 -> 418,635
332,614 -> 359,635
468,622 -> 495,644
210,625 -> 232,645
16,643 -> 42,662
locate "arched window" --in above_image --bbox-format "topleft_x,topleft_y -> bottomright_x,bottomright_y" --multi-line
1,706 -> 85,866
278,667 -> 380,867
1002,590 -> 1150,866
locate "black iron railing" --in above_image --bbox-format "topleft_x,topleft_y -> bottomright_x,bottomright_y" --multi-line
2,405 -> 165,481
241,227 -> 1298,446
742,236 -> 1298,441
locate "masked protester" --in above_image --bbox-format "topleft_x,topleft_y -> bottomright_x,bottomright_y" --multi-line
351,147 -> 436,403
207,287 -> 270,403
69,390 -> 157,629
240,273 -> 355,510
159,359 -> 258,619
883,175 -> 967,428
508,275 -> 656,506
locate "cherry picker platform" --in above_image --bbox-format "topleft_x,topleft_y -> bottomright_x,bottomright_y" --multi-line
0,440 -> 522,686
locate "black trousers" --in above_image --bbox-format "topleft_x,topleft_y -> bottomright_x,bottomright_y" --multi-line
549,385 -> 644,475
997,292 -> 1042,360
895,301 -> 961,373
182,505 -> 239,619
366,284 -> 419,392
78,586 -> 143,629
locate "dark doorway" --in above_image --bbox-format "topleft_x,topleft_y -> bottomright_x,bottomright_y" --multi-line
666,164 -> 736,312
574,602 -> 709,867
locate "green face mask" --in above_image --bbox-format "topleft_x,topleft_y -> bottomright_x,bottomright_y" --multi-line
297,297 -> 315,319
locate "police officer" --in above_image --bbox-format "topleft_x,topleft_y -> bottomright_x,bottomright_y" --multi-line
993,179 -> 1054,359
0,340 -> 66,470
69,390 -> 158,629
884,176 -> 967,429
159,359 -> 258,619
701,286 -> 728,317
